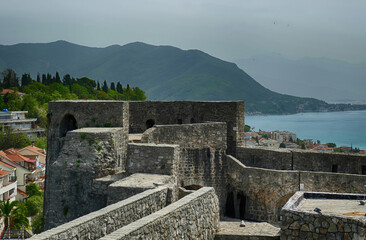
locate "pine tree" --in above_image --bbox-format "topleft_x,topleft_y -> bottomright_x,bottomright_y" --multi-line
102,80 -> 108,93
110,82 -> 116,91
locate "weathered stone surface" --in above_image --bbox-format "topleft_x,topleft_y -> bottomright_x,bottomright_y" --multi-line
30,187 -> 168,240
280,191 -> 366,240
100,187 -> 219,240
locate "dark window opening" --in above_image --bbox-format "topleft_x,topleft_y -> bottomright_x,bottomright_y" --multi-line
332,164 -> 338,173
190,118 -> 195,123
225,192 -> 235,218
59,114 -> 77,137
362,165 -> 366,175
146,119 -> 155,129
177,119 -> 183,124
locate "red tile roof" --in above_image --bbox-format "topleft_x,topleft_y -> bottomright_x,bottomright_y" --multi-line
0,89 -> 24,95
0,170 -> 10,177
25,145 -> 46,154
0,161 -> 16,169
17,189 -> 28,197
0,151 -> 11,161
4,148 -> 36,163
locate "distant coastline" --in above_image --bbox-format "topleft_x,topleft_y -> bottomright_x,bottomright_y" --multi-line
246,110 -> 366,150
245,104 -> 366,116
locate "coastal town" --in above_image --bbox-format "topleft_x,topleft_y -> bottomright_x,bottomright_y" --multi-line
244,126 -> 366,154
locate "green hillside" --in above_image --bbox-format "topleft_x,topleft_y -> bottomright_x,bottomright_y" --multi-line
0,40 -> 359,114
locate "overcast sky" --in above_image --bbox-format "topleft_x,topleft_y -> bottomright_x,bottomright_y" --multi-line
1,0 -> 365,64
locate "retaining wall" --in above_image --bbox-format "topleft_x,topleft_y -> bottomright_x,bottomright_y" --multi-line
30,187 -> 168,240
100,187 -> 219,240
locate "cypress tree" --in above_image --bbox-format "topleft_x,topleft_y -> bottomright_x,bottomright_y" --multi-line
102,80 -> 108,93
110,82 -> 116,91
97,81 -> 101,91
55,72 -> 61,83
36,73 -> 41,83
116,82 -> 123,94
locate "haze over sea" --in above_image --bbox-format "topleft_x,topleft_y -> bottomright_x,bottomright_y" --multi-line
246,110 -> 366,150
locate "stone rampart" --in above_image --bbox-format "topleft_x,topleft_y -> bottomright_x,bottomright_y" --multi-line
129,101 -> 244,154
141,122 -> 228,214
44,128 -> 127,230
100,187 -> 219,240
227,155 -> 299,222
126,143 -> 180,176
300,171 -> 366,194
236,146 -> 292,170
141,122 -> 227,150
30,187 -> 168,240
293,150 -> 366,174
44,101 -> 129,229
281,191 -> 366,239
236,146 -> 366,174
226,155 -> 366,222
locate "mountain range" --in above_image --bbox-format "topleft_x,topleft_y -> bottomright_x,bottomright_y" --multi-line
235,54 -> 366,104
0,40 -> 364,114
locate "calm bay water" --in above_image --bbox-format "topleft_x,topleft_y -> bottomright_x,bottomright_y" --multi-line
245,110 -> 366,150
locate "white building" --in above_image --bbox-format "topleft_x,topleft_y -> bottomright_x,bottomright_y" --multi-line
0,110 -> 45,137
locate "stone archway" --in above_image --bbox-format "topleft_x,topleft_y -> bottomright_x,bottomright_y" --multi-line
59,114 -> 77,137
145,119 -> 155,129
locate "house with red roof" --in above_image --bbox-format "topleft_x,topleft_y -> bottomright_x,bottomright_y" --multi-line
0,89 -> 25,96
17,144 -> 46,165
0,149 -> 45,192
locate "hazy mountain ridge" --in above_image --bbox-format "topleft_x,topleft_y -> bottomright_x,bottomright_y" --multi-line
235,54 -> 366,103
1,41 -> 364,114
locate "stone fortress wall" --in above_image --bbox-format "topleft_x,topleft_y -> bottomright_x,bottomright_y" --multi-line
41,100 -> 366,239
129,101 -> 245,155
30,187 -> 168,240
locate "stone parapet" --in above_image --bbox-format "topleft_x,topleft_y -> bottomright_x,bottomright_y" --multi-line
100,187 -> 219,240
30,187 -> 168,240
280,191 -> 366,239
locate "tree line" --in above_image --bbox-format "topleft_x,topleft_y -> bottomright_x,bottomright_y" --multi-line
0,69 -> 146,128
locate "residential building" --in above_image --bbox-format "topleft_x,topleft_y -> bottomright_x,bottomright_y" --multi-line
259,139 -> 281,148
0,89 -> 25,96
17,144 -> 46,165
0,110 -> 45,137
272,130 -> 297,143
0,170 -> 17,202
0,149 -> 45,192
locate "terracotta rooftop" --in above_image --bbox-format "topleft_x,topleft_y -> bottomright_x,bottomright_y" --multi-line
0,89 -> 24,95
0,170 -> 10,177
0,160 -> 16,169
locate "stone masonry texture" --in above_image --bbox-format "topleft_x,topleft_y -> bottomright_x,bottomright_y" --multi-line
29,187 -> 168,240
100,187 -> 219,240
280,191 -> 366,240
44,127 -> 126,229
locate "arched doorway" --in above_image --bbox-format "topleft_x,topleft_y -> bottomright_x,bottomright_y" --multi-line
59,114 -> 77,137
146,119 -> 155,129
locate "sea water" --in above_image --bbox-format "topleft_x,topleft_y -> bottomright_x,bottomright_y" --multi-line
245,110 -> 366,150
